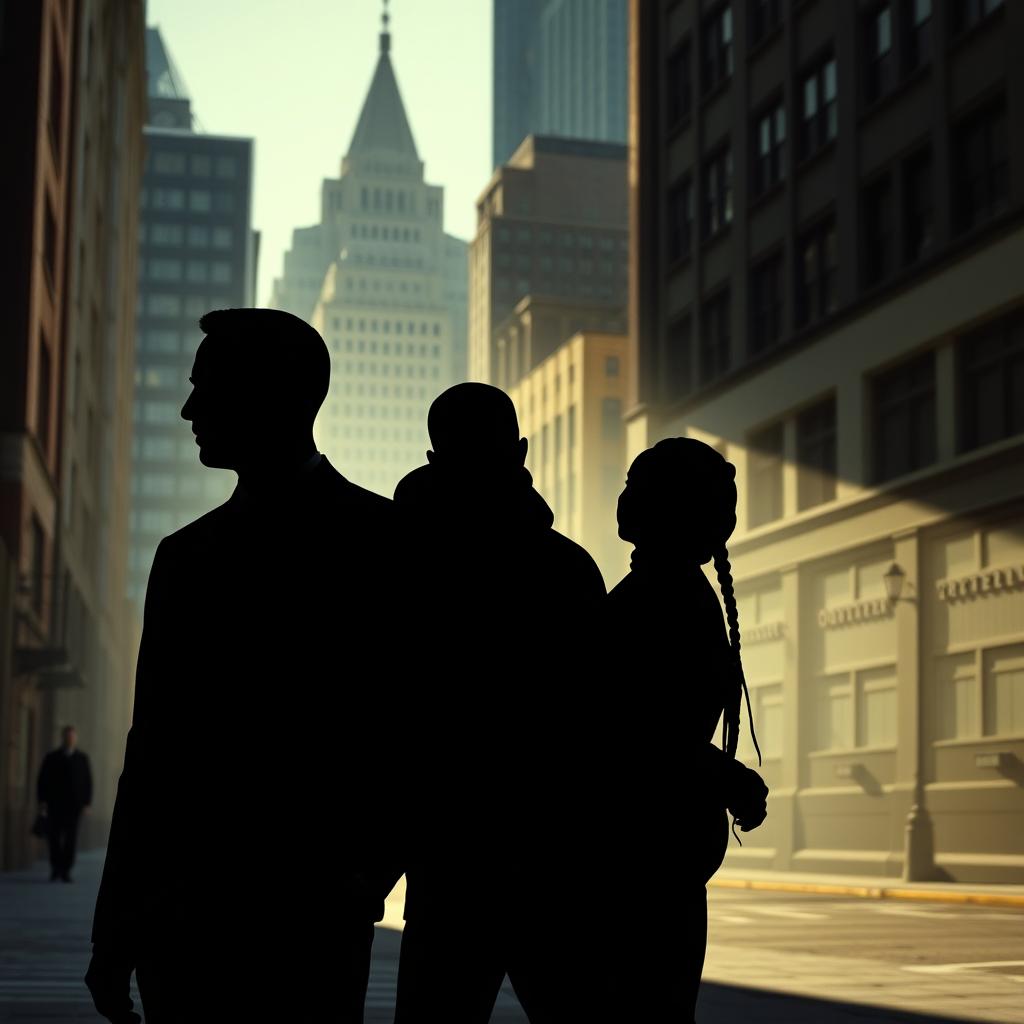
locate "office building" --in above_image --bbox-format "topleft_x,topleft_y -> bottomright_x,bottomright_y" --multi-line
628,0 -> 1024,882
129,27 -> 256,605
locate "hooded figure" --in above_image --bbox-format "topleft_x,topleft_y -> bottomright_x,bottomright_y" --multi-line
392,383 -> 606,1024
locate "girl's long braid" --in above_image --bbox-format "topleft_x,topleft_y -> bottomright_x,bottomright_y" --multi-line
714,544 -> 761,843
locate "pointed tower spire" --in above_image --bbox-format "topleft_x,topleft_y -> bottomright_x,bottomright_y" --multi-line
346,0 -> 419,161
380,0 -> 391,54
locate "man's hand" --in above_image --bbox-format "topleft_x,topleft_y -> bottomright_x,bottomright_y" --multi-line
724,761 -> 769,832
85,946 -> 141,1024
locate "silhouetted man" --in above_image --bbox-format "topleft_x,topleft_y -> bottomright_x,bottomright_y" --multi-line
86,309 -> 401,1024
37,725 -> 92,882
392,383 -> 607,1023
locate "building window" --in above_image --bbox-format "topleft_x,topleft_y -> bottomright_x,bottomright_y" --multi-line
797,395 -> 837,510
871,350 -> 936,482
30,517 -> 46,614
938,642 -> 1024,741
667,40 -> 692,128
862,174 -> 893,287
152,188 -> 185,210
701,5 -> 734,94
700,291 -> 730,384
601,398 -> 623,441
903,0 -> 932,74
953,98 -> 1008,235
799,54 -> 837,161
958,309 -> 1024,452
36,336 -> 52,455
750,253 -> 784,355
702,147 -> 733,240
749,0 -> 781,45
212,227 -> 233,249
748,422 -> 784,527
753,99 -> 786,197
151,223 -> 184,246
666,316 -> 692,399
47,35 -> 63,160
668,177 -> 694,262
864,4 -> 894,106
215,156 -> 237,179
796,217 -> 837,328
43,197 -> 58,290
605,356 -> 620,377
903,149 -> 933,264
150,258 -> 183,282
153,151 -> 186,175
952,0 -> 1004,35
815,667 -> 897,751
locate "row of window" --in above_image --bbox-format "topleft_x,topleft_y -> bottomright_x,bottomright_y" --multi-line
495,251 -> 623,278
142,222 -> 234,249
141,187 -> 237,215
668,96 -> 1008,373
350,223 -> 422,243
333,341 -> 443,358
493,276 -> 620,303
150,151 -> 241,179
325,426 -> 426,443
335,384 -> 432,401
329,316 -> 441,337
670,0 -> 1001,133
335,363 -> 441,382
492,225 -> 625,252
141,259 -> 233,285
342,276 -> 426,296
130,474 -> 227,505
140,293 -> 235,318
741,306 -> 1024,529
358,186 -> 432,216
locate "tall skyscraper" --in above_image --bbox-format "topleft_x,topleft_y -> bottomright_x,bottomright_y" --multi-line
469,135 -> 628,386
271,13 -> 469,497
129,27 -> 256,605
492,0 -> 628,168
629,0 -> 1024,882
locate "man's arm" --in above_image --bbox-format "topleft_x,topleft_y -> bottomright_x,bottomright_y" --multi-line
82,754 -> 93,809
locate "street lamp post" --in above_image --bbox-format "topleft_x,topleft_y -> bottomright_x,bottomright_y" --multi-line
886,560 -> 936,882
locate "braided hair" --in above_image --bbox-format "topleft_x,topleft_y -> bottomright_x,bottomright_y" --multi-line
639,439 -> 761,769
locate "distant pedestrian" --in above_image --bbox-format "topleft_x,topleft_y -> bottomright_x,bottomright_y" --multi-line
36,725 -> 92,883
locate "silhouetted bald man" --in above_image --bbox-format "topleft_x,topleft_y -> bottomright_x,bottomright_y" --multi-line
393,383 -> 606,1023
87,309 -> 400,1024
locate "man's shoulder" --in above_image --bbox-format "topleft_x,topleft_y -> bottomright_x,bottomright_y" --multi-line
541,528 -> 607,594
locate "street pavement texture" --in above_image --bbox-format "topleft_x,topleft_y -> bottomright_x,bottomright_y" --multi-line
1,850 -> 1022,1023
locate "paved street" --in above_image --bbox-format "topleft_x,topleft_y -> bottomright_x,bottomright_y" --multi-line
2,850 -> 1023,1022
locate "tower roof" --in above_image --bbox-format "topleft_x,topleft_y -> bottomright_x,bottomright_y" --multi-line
346,6 -> 419,161
146,27 -> 190,102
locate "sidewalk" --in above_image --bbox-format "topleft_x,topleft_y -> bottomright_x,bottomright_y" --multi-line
713,866 -> 1024,908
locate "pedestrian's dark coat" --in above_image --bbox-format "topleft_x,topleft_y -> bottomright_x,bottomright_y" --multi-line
38,749 -> 93,812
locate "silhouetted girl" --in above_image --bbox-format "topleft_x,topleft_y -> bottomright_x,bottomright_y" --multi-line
586,437 -> 763,1023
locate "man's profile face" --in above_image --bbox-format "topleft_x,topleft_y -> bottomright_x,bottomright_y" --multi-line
181,337 -> 261,469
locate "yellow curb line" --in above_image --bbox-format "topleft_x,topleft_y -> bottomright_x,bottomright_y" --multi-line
710,877 -> 1024,909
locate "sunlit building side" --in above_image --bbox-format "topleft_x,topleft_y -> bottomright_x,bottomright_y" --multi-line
629,0 -> 1024,882
509,331 -> 631,586
129,27 -> 256,606
272,20 -> 468,497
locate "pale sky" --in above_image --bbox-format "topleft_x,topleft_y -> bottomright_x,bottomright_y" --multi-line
146,0 -> 493,305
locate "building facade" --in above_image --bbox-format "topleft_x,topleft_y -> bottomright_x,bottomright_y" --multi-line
272,19 -> 468,497
629,0 -> 1024,882
0,0 -> 146,868
129,27 -> 256,606
492,0 -> 629,169
509,330 -> 630,585
469,135 -> 628,386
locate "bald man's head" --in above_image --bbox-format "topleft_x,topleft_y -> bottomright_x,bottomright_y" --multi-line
426,383 -> 527,474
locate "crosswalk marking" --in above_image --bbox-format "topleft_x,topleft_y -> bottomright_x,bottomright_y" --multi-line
726,904 -> 828,920
714,914 -> 755,924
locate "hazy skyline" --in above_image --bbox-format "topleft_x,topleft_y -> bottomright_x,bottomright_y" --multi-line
146,0 -> 492,307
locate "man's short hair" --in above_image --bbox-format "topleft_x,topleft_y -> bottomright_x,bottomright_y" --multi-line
427,383 -> 520,454
197,308 -> 330,418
